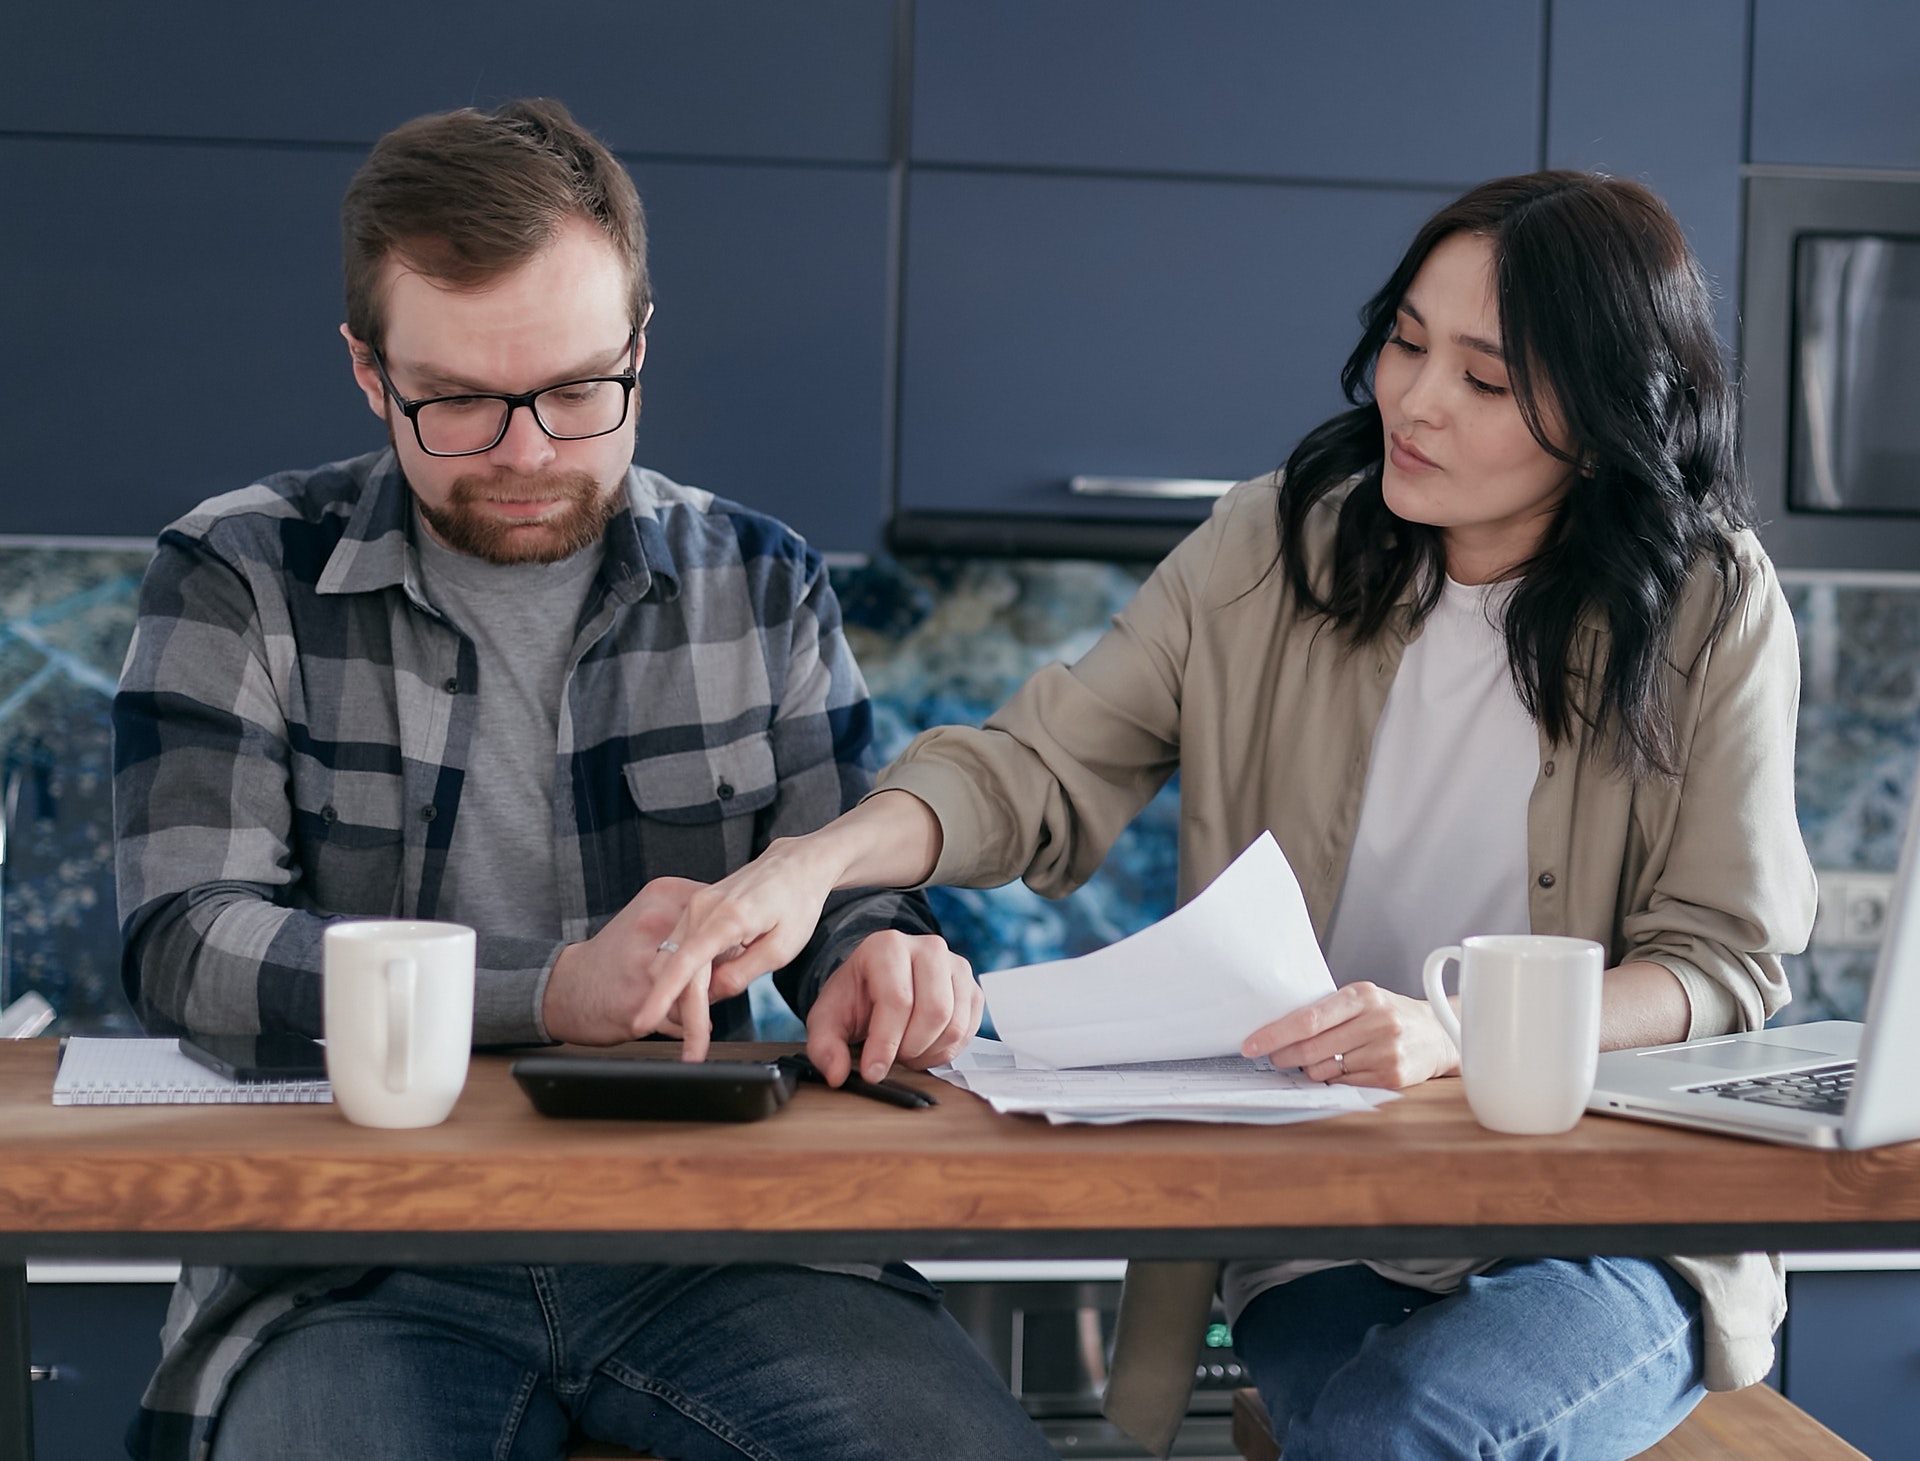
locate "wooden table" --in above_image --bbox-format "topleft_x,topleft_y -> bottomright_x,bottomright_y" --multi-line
5,1039 -> 1920,1457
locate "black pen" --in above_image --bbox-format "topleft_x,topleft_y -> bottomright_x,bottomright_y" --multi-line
777,1053 -> 938,1109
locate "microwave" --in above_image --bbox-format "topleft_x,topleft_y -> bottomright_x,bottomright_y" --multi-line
1744,169 -> 1920,570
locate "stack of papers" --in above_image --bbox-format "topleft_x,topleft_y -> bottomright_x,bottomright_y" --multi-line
931,1038 -> 1395,1125
941,834 -> 1393,1125
978,832 -> 1338,1068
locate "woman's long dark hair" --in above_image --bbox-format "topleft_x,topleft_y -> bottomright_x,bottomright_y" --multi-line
1277,171 -> 1751,778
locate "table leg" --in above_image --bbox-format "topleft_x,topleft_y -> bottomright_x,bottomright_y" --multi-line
1,1262 -> 33,1461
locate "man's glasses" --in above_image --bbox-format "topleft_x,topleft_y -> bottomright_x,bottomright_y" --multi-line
371,330 -> 639,458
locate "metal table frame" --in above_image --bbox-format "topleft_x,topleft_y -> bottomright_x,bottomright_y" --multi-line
10,1218 -> 1920,1460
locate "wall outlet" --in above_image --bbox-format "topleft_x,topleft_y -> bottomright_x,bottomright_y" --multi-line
1812,870 -> 1898,950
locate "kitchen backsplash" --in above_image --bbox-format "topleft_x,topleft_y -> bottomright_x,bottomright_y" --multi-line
0,541 -> 1907,1037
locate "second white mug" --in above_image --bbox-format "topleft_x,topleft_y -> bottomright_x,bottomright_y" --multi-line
1422,934 -> 1604,1135
323,920 -> 475,1129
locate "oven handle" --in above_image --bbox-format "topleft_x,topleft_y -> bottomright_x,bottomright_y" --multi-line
1067,476 -> 1236,500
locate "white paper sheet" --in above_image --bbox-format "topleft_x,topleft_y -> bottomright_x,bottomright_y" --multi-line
977,832 -> 1336,1067
931,1037 -> 1395,1126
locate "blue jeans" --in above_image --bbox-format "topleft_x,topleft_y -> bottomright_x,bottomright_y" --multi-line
1233,1258 -> 1706,1461
210,1262 -> 1054,1461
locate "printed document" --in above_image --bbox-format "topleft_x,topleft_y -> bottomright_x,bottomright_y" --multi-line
978,832 -> 1335,1067
931,1038 -> 1396,1126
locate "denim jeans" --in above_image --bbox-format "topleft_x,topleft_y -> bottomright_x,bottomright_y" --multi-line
210,1262 -> 1055,1461
1232,1257 -> 1706,1461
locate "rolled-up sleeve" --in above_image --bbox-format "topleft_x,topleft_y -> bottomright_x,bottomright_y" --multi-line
877,487 -> 1243,897
114,534 -> 323,1036
1620,549 -> 1816,1036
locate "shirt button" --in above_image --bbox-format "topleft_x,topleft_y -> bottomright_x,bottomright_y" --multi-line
716,782 -> 735,801
420,805 -> 437,822
443,676 -> 458,694
1537,870 -> 1556,889
1543,759 -> 1556,778
320,804 -> 337,825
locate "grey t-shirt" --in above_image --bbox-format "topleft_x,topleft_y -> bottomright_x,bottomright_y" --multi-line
414,516 -> 604,1038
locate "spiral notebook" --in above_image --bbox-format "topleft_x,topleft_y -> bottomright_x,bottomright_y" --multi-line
51,1037 -> 332,1105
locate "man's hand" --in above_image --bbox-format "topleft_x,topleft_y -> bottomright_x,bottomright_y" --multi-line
1238,982 -> 1460,1089
541,876 -> 722,1048
805,930 -> 981,1085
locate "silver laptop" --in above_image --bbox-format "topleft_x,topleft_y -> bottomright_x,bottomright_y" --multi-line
1589,806 -> 1920,1150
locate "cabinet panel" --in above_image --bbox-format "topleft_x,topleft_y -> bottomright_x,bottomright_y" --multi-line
1782,1269 -> 1920,1461
0,1 -> 897,163
1750,1 -> 1920,169
0,139 -> 383,537
0,141 -> 892,549
911,0 -> 1542,183
896,170 -> 1454,524
28,1282 -> 173,1459
628,161 -> 893,553
1545,0 -> 1747,352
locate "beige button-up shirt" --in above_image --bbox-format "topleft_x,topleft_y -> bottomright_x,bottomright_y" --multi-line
878,477 -> 1816,1447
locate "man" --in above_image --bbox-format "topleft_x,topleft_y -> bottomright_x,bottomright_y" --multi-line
113,98 -> 1050,1461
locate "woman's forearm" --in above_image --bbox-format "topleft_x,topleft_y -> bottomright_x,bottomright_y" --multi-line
790,788 -> 946,892
1601,960 -> 1693,1050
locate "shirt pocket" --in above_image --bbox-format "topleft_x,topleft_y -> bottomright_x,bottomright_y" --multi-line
298,773 -> 408,911
622,733 -> 779,881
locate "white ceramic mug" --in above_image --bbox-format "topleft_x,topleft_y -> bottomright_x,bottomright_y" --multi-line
323,920 -> 475,1129
1421,934 -> 1604,1135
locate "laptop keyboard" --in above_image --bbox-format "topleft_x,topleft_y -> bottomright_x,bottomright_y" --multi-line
1693,1062 -> 1855,1115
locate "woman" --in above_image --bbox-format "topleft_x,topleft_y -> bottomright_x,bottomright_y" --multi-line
649,172 -> 1816,1459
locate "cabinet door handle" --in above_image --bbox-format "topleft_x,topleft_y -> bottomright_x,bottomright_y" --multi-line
30,1364 -> 60,1381
1068,476 -> 1235,500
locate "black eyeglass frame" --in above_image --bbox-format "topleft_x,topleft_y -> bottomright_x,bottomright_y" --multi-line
370,329 -> 641,458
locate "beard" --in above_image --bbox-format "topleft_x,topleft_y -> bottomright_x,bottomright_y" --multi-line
415,468 -> 620,565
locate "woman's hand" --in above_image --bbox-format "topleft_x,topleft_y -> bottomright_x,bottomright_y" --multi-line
639,791 -> 948,1063
1239,982 -> 1460,1089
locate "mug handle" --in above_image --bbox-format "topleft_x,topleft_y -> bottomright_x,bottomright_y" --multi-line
384,957 -> 416,1094
1422,946 -> 1464,1053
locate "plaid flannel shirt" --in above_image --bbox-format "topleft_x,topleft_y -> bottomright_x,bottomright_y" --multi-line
112,449 -> 936,1460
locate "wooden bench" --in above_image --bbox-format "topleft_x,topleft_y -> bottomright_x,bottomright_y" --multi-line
572,1381 -> 1869,1460
1230,1384 -> 1867,1461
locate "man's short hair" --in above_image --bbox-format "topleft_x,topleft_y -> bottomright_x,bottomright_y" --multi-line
342,97 -> 649,352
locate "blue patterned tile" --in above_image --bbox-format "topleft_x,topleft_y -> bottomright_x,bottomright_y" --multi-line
4,541 -> 1918,1038
0,543 -> 151,1033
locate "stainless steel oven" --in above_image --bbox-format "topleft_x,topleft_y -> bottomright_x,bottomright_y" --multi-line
934,1268 -> 1242,1457
1743,169 -> 1920,569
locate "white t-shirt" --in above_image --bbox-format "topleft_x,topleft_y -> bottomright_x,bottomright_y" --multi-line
1323,574 -> 1537,995
1225,575 -> 1538,1318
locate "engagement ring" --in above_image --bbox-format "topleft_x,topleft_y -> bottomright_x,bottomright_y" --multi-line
1332,1052 -> 1346,1071
657,940 -> 680,954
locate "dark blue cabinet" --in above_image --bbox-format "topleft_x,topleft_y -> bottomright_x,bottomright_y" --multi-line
896,169 -> 1453,529
0,138 -> 382,538
0,140 -> 892,550
629,161 -> 894,552
1782,1269 -> 1920,1461
1544,0 -> 1748,352
0,0 -> 898,163
910,0 -> 1543,183
28,1281 -> 173,1460
1750,0 -> 1920,169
